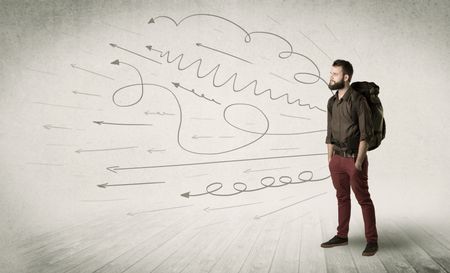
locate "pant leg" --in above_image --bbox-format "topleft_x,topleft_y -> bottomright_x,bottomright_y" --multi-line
329,155 -> 351,238
347,157 -> 378,243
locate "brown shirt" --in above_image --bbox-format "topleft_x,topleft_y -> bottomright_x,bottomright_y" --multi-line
325,87 -> 373,152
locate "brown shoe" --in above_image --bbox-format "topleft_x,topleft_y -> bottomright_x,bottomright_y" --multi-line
321,235 -> 348,248
362,242 -> 378,256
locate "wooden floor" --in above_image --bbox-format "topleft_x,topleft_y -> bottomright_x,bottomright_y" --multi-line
9,205 -> 450,273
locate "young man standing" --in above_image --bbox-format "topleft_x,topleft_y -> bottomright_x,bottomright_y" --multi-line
321,60 -> 378,256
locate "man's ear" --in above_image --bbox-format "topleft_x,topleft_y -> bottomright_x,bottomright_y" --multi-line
344,74 -> 349,82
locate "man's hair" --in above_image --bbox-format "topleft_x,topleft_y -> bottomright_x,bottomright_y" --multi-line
332,59 -> 353,82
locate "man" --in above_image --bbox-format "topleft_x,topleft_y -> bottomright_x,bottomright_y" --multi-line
321,59 -> 378,256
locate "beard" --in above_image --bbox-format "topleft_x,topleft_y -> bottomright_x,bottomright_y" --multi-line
328,78 -> 345,90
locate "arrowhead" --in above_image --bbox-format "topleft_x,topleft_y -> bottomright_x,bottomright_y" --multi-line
109,43 -> 117,48
126,212 -> 135,216
75,149 -> 82,153
70,64 -> 76,68
171,82 -> 180,88
148,18 -> 155,24
72,90 -> 78,94
43,124 -> 52,129
254,215 -> 261,220
204,207 -> 210,213
196,43 -> 202,46
144,111 -> 150,115
97,183 -> 108,188
93,121 -> 103,125
181,192 -> 190,198
192,135 -> 198,139
106,166 -> 119,173
244,169 -> 251,174
111,59 -> 120,65
146,45 -> 152,51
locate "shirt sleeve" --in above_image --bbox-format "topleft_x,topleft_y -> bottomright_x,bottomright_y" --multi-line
325,97 -> 333,144
358,96 -> 373,142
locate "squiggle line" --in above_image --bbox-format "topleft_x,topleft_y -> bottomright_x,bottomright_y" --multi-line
112,83 -> 268,155
149,14 -> 333,111
186,170 -> 330,197
155,48 -> 327,112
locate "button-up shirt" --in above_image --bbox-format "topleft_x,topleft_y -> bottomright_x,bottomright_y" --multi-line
325,87 -> 373,152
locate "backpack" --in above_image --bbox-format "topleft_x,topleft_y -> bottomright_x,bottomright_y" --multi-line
350,81 -> 386,151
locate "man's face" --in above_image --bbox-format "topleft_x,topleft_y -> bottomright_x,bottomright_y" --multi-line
328,66 -> 346,90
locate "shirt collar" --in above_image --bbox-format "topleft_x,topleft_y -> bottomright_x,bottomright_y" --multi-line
335,86 -> 353,101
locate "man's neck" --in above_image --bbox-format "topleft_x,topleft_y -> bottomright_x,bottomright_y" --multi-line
338,85 -> 350,100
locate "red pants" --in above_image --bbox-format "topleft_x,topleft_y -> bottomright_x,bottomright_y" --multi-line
329,154 -> 378,243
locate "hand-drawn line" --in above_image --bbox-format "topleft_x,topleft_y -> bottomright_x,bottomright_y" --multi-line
204,201 -> 263,212
280,113 -> 311,120
145,45 -> 162,54
218,136 -> 235,138
279,195 -> 295,201
110,43 -> 162,65
194,220 -> 227,229
192,135 -> 213,139
93,120 -> 152,126
100,21 -> 142,36
186,173 -> 209,178
172,82 -> 221,105
111,82 -> 269,155
24,67 -> 57,76
33,101 -> 99,111
286,211 -> 311,223
181,171 -> 330,198
147,44 -> 326,111
72,90 -> 101,97
196,42 -> 252,64
75,146 -> 138,153
298,30 -> 332,61
254,192 -> 327,219
127,204 -> 193,216
43,124 -> 71,130
26,162 -> 64,166
324,24 -> 339,41
270,147 -> 301,151
97,181 -> 165,188
111,59 -> 144,107
107,152 -> 327,173
147,149 -> 166,153
270,72 -> 295,84
266,15 -> 280,25
243,167 -> 290,174
71,64 -> 114,80
144,111 -> 175,116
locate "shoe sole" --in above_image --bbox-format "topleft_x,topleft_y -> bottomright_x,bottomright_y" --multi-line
320,242 -> 348,248
362,251 -> 377,256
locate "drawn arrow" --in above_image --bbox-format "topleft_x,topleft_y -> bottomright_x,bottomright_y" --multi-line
107,152 -> 327,173
70,64 -> 114,80
243,167 -> 290,174
254,192 -> 327,219
76,146 -> 138,153
171,82 -> 220,104
127,204 -> 193,216
146,45 -> 163,54
72,90 -> 101,97
192,135 -> 213,139
93,121 -> 152,126
196,42 -> 252,64
147,149 -> 165,153
97,181 -> 165,188
204,201 -> 263,212
109,43 -> 162,64
43,124 -> 71,130
144,111 -> 175,116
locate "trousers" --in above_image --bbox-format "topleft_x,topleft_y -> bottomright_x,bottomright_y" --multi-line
329,154 -> 378,243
